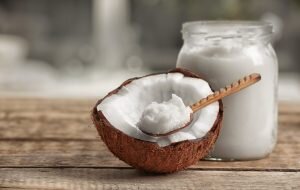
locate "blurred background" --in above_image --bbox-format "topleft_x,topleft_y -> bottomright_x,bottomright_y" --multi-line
0,0 -> 299,100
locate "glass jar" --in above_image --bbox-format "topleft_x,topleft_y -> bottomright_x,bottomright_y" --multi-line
177,21 -> 278,160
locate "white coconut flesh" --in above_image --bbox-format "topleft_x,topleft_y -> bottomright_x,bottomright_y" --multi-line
97,72 -> 219,147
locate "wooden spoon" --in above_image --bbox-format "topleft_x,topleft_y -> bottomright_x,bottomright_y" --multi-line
143,73 -> 261,137
190,73 -> 261,113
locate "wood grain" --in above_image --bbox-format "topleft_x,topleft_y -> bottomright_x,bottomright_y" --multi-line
0,98 -> 299,189
0,99 -> 299,140
0,121 -> 299,143
0,98 -> 299,171
0,98 -> 95,111
0,98 -> 297,114
0,140 -> 299,170
0,98 -> 96,140
0,115 -> 97,140
0,168 -> 299,190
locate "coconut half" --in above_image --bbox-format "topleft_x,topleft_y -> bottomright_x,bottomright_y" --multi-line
92,68 -> 223,173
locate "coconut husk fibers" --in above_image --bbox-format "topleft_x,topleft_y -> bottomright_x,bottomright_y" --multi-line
91,68 -> 223,173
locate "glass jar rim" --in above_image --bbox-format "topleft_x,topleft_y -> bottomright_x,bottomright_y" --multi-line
182,20 -> 273,39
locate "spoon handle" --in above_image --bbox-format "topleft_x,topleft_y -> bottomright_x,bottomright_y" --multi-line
190,73 -> 261,113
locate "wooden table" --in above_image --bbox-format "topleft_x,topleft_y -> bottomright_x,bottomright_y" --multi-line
0,98 -> 299,189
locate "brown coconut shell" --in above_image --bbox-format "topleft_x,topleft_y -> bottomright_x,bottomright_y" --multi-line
91,68 -> 223,173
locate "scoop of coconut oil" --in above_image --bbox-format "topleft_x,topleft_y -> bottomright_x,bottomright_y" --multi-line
138,94 -> 192,135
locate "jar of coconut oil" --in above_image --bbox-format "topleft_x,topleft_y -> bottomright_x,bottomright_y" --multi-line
177,21 -> 278,160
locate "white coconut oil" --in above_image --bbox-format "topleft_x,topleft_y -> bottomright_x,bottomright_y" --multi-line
177,21 -> 278,160
138,94 -> 192,135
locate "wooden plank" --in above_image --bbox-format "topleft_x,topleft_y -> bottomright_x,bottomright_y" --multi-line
279,114 -> 300,125
277,124 -> 300,143
0,115 -> 97,140
197,143 -> 300,170
0,98 -> 96,140
0,98 -> 298,112
0,119 -> 298,143
279,102 -> 300,114
0,99 -> 299,189
0,98 -> 95,112
0,168 -> 299,190
0,101 -> 299,140
0,140 -> 299,170
0,140 -> 126,168
0,98 -> 299,170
